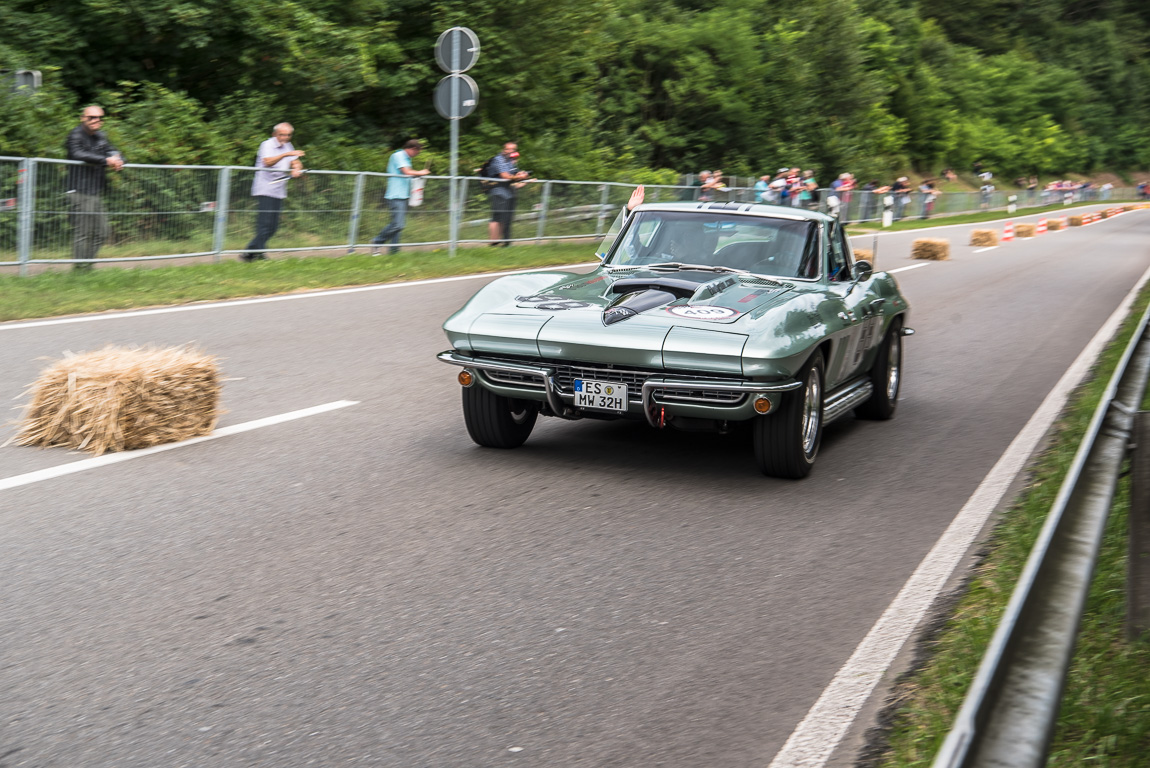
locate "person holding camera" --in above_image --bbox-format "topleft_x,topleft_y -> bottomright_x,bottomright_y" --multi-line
487,142 -> 530,246
243,122 -> 305,262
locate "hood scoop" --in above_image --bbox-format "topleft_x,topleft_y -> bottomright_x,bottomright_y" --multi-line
602,274 -> 746,326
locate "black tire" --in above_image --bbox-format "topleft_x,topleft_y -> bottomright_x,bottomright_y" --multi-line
855,318 -> 903,421
461,384 -> 538,448
754,351 -> 824,479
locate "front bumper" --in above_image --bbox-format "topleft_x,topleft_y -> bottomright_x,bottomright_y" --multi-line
437,350 -> 801,427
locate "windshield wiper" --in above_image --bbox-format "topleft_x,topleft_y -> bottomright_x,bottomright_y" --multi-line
645,262 -> 751,275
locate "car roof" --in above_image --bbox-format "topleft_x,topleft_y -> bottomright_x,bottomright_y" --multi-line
632,201 -> 835,223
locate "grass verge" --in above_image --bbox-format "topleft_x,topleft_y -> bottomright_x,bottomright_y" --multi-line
0,242 -> 597,322
846,199 -> 1137,235
876,284 -> 1150,766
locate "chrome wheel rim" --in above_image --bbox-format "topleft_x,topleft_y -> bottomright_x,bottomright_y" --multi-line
510,406 -> 532,425
801,366 -> 822,457
886,335 -> 902,401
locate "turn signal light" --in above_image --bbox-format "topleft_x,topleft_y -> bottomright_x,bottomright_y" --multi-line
458,370 -> 474,387
753,396 -> 771,414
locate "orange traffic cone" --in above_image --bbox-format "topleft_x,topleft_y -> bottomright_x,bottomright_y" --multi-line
1002,221 -> 1014,242
1037,218 -> 1047,234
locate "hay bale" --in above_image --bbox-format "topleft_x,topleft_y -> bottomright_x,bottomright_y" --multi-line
1069,215 -> 1085,227
1015,223 -> 1036,238
853,248 -> 874,265
1125,205 -> 1138,212
1100,209 -> 1111,219
970,229 -> 998,247
912,238 -> 950,261
12,345 -> 222,455
1047,218 -> 1063,231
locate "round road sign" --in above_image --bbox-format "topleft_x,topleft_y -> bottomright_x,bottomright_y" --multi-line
434,74 -> 479,120
435,27 -> 480,74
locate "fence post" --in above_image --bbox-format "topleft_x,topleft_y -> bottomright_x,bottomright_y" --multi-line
347,172 -> 366,254
16,158 -> 34,276
1129,411 -> 1150,639
212,166 -> 232,263
535,180 -> 552,243
595,184 -> 611,236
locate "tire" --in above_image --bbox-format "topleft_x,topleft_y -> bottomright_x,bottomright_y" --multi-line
754,351 -> 824,479
855,318 -> 903,420
461,384 -> 538,448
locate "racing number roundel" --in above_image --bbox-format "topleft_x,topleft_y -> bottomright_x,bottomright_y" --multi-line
667,305 -> 740,321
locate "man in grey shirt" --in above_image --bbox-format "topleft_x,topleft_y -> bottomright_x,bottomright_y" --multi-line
243,123 -> 305,261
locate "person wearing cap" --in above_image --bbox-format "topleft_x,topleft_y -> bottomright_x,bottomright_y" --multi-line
890,176 -> 911,220
369,139 -> 430,255
488,142 -> 530,246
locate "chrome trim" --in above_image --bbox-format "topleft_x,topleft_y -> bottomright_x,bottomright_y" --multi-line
641,377 -> 802,428
900,327 -> 916,336
436,351 -> 577,419
822,378 -> 874,423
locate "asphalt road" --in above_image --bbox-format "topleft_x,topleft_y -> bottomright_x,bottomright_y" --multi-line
2,209 -> 1148,767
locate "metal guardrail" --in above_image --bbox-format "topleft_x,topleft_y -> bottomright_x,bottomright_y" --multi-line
932,301 -> 1150,768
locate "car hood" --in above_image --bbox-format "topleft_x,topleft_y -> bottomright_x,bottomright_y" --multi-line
462,268 -> 799,374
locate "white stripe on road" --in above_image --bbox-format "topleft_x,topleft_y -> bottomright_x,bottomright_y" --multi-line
973,246 -> 999,253
0,263 -> 599,331
0,400 -> 358,493
887,263 -> 930,274
765,262 -> 1150,768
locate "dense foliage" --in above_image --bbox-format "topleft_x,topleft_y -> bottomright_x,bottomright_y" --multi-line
2,0 -> 1149,181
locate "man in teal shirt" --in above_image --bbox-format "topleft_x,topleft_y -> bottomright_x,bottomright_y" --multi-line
370,140 -> 430,254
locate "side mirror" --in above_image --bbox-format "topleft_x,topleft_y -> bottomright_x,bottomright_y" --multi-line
853,260 -> 874,280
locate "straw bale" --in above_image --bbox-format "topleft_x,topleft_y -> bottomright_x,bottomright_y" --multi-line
853,248 -> 874,265
1124,205 -> 1137,212
12,345 -> 222,455
970,229 -> 998,247
1100,209 -> 1111,219
1014,223 -> 1036,238
911,238 -> 950,261
1047,218 -> 1063,231
1069,215 -> 1085,226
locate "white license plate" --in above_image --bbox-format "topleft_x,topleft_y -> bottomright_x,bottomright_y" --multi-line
574,379 -> 628,412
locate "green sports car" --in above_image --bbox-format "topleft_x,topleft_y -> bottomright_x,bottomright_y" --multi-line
438,201 -> 913,478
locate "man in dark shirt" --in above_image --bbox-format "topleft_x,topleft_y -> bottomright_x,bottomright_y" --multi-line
64,106 -> 123,270
487,142 -> 530,246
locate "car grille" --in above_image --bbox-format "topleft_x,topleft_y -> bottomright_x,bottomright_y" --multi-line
478,356 -> 747,406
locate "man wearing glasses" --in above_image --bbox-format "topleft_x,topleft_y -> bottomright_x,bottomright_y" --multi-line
243,123 -> 305,261
64,106 -> 123,270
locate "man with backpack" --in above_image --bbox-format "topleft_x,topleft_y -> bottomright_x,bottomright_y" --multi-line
485,142 -> 530,246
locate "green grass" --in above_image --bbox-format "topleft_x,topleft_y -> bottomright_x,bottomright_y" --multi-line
846,199 -> 1138,235
877,287 -> 1150,767
0,242 -> 597,322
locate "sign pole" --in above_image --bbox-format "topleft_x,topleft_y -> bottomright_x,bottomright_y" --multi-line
449,34 -> 460,257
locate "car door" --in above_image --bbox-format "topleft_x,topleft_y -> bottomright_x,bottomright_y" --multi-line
823,221 -> 876,386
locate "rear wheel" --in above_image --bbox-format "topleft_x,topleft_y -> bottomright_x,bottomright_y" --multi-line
754,351 -> 824,479
855,318 -> 903,420
462,385 -> 538,448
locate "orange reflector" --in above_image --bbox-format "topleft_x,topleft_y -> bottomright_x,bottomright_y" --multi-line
458,370 -> 474,387
754,396 -> 771,414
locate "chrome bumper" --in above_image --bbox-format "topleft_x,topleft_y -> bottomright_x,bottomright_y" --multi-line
437,350 -> 801,427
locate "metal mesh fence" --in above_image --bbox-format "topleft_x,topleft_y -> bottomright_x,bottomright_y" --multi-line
3,155 -> 1145,274
0,158 -> 20,265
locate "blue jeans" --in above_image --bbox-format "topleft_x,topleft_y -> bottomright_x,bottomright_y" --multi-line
371,198 -> 408,253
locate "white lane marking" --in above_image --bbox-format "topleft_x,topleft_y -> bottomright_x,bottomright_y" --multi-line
887,264 -> 930,274
766,262 -> 1150,768
0,400 -> 358,492
973,247 -> 999,253
0,263 -> 599,331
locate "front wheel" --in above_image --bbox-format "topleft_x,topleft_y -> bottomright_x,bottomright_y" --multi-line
855,318 -> 903,420
754,351 -> 824,479
461,385 -> 538,448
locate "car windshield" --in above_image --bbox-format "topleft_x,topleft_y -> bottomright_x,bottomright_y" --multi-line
604,210 -> 821,280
